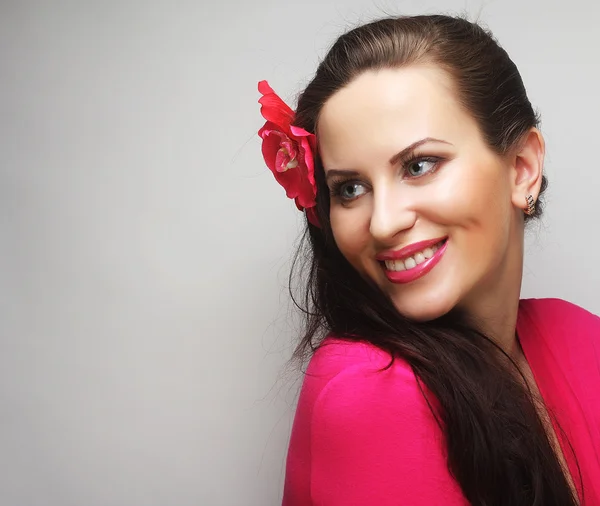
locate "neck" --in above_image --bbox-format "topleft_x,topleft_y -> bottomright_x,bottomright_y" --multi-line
461,226 -> 525,362
473,294 -> 522,358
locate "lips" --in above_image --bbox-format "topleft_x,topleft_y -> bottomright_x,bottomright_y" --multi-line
378,237 -> 448,284
376,236 -> 448,262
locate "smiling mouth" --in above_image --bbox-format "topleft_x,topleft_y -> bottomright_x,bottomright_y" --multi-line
382,239 -> 446,272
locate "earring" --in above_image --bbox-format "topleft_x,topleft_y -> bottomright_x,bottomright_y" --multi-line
524,194 -> 536,216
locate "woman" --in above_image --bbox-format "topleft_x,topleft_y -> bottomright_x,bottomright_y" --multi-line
257,14 -> 600,506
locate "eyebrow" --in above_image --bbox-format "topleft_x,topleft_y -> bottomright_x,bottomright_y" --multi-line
324,137 -> 453,180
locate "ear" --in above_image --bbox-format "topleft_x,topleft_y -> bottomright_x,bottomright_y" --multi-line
510,127 -> 545,212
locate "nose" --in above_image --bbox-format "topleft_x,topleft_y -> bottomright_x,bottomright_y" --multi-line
369,185 -> 417,244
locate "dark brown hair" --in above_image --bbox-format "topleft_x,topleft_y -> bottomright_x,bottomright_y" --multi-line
290,14 -> 580,506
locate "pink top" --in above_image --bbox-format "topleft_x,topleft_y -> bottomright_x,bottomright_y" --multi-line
282,298 -> 600,505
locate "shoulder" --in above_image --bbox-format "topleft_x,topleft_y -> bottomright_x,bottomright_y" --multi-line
296,337 -> 464,503
304,336 -> 444,458
295,336 -> 438,441
518,298 -> 600,362
519,297 -> 600,333
310,337 -> 432,424
302,336 -> 427,414
310,349 -> 444,466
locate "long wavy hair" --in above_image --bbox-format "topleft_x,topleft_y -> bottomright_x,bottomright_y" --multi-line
290,14 -> 581,506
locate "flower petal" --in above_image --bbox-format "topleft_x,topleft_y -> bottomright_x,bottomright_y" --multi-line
258,80 -> 294,130
257,80 -> 276,96
292,162 -> 317,209
289,124 -> 313,138
258,121 -> 278,140
257,81 -> 319,227
297,136 -> 316,188
260,132 -> 314,206
272,159 -> 304,200
260,130 -> 284,174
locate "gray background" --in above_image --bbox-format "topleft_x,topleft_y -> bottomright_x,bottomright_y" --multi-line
1,0 -> 598,505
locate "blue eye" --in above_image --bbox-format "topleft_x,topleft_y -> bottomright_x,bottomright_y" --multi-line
330,181 -> 367,202
406,158 -> 439,177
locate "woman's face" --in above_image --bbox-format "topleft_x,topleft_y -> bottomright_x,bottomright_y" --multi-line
317,66 -> 534,322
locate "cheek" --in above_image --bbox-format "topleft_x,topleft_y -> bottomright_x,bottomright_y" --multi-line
443,163 -> 513,260
330,207 -> 370,265
435,159 -> 511,225
466,166 -> 512,234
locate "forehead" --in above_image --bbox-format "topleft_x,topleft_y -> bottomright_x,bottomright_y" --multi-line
317,66 -> 479,168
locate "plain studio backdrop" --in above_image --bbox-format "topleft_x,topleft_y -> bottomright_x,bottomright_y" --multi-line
0,0 -> 598,505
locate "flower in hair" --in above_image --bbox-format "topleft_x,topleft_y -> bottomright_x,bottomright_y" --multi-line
257,80 -> 319,227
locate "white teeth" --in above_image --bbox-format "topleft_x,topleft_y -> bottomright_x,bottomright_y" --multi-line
382,240 -> 446,272
384,259 -> 406,271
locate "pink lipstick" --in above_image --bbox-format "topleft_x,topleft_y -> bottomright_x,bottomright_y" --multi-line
377,237 -> 448,284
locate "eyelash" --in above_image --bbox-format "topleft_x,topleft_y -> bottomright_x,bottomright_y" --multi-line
328,153 -> 443,202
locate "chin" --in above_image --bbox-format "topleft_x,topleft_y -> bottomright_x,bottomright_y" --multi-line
389,292 -> 458,322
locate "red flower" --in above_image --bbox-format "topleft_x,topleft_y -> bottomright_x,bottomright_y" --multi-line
257,80 -> 319,227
